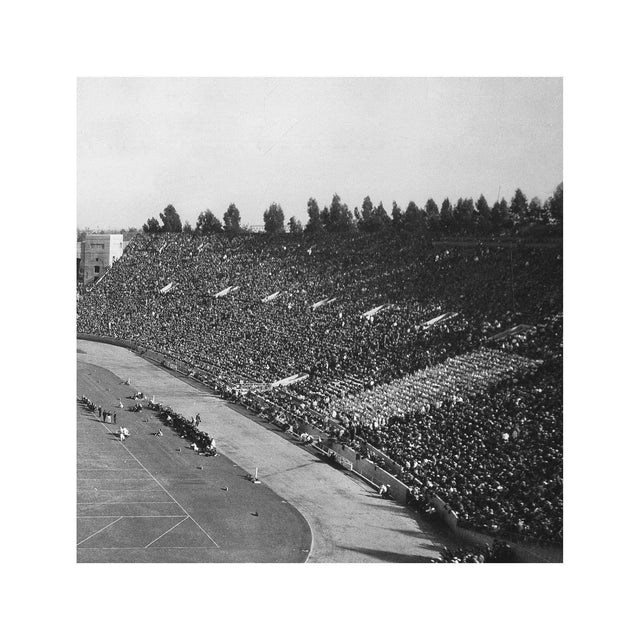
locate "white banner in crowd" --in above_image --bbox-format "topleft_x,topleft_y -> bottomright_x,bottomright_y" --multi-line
489,323 -> 534,342
361,304 -> 386,319
159,282 -> 174,294
312,297 -> 337,310
421,311 -> 458,329
213,285 -> 239,298
93,271 -> 108,288
271,373 -> 309,388
261,291 -> 280,303
424,312 -> 448,327
312,298 -> 328,310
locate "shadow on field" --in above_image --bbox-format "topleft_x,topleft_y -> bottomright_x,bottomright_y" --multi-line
338,545 -> 433,563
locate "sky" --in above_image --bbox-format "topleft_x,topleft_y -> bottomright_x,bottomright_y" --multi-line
77,77 -> 562,230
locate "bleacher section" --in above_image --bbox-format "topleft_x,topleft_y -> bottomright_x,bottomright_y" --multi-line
77,231 -> 562,543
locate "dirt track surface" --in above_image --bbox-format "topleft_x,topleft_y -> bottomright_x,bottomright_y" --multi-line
78,340 -> 455,562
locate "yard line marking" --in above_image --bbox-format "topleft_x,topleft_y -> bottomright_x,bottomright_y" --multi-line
80,489 -> 166,493
78,482 -> 152,486
78,476 -> 146,482
77,462 -> 142,466
77,501 -> 177,505
78,547 -> 219,550
77,515 -> 187,519
77,475 -> 153,479
77,446 -> 134,449
118,441 -> 220,548
187,517 -> 220,548
77,516 -> 123,546
77,441 -> 129,444
144,516 -> 188,548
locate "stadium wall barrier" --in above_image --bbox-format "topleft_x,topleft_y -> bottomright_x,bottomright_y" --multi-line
325,441 -> 411,504
326,438 -> 562,561
324,421 -> 406,477
77,333 -> 138,351
143,349 -> 168,365
361,442 -> 406,477
424,494 -> 562,562
454,526 -> 562,563
245,393 -> 327,441
176,362 -> 191,376
428,494 -> 459,529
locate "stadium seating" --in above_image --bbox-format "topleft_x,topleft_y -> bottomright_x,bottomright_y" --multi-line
77,231 -> 562,543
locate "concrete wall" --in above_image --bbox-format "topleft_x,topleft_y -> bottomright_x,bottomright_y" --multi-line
77,333 -> 138,351
324,441 -> 411,504
424,490 -> 562,562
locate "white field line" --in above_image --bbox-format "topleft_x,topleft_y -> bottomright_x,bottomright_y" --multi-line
78,489 -> 166,492
77,501 -> 176,505
77,477 -> 156,481
77,444 -> 131,448
77,515 -> 187,519
82,404 -> 221,549
77,477 -> 151,481
78,469 -> 145,472
144,516 -> 189,548
118,437 -> 220,548
77,480 -> 160,484
77,460 -> 142,464
77,516 -> 123,546
78,547 -> 218,550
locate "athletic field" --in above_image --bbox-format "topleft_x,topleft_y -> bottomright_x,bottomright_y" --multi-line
77,340 -> 456,562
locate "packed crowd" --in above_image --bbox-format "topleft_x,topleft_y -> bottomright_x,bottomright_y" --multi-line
357,361 -> 563,542
77,231 -> 562,543
329,347 -> 541,427
77,233 -> 561,389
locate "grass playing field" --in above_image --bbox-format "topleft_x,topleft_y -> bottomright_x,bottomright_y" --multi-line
77,361 -> 311,562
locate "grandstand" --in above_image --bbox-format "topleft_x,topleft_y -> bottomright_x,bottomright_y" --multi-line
77,230 -> 563,548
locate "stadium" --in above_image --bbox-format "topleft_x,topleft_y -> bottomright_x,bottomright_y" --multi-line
10,10 -> 639,640
77,225 -> 563,563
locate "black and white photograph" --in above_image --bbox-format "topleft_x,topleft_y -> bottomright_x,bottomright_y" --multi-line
76,77 -> 562,564
6,3 -> 638,638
